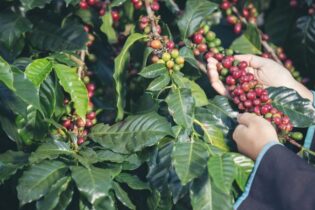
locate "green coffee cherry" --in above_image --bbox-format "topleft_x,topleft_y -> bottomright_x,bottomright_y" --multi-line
203,25 -> 210,34
208,42 -> 216,48
220,68 -> 229,76
171,49 -> 179,58
173,65 -> 181,71
157,59 -> 165,64
162,52 -> 171,61
226,49 -> 234,55
206,31 -> 216,42
290,132 -> 303,141
214,38 -> 221,46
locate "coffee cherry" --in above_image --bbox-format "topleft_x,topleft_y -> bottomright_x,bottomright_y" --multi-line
76,118 -> 86,128
226,76 -> 235,85
175,57 -> 185,65
99,9 -> 106,16
198,43 -> 208,53
242,8 -> 249,18
205,52 -> 214,59
166,60 -> 175,69
77,137 -> 85,145
247,91 -> 256,100
234,23 -> 242,34
241,82 -> 250,92
151,2 -> 160,11
282,116 -> 290,125
111,10 -> 120,22
171,49 -> 179,58
87,0 -> 96,5
80,1 -> 89,9
86,83 -> 95,92
244,100 -> 252,108
260,94 -> 269,103
134,1 -> 143,9
226,15 -> 237,24
85,120 -> 93,127
63,119 -> 72,129
193,33 -> 203,44
290,132 -> 303,140
220,1 -> 231,10
193,49 -> 200,56
206,31 -> 216,41
166,41 -> 175,50
162,52 -> 171,61
222,58 -> 232,68
87,112 -> 96,120
233,96 -> 240,104
151,40 -> 162,49
238,61 -> 248,69
239,94 -> 247,102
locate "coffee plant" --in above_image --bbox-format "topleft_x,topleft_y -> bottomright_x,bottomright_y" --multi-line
1,0 -> 315,209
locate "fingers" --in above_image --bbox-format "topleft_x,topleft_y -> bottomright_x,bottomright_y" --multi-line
233,124 -> 247,142
234,54 -> 267,69
207,58 -> 229,96
237,113 -> 258,126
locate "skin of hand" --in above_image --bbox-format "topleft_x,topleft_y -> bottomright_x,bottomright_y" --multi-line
207,54 -> 313,103
234,113 -> 279,160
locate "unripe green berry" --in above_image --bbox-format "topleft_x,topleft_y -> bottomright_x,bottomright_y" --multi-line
220,68 -> 229,76
162,52 -> 171,61
203,25 -> 210,34
144,26 -> 151,34
214,38 -> 221,46
206,31 -> 216,42
173,65 -> 181,71
157,59 -> 165,64
290,132 -> 303,141
233,60 -> 240,66
265,113 -> 272,118
171,49 -> 179,58
208,42 -> 216,48
175,56 -> 185,65
226,49 -> 234,55
166,60 -> 175,69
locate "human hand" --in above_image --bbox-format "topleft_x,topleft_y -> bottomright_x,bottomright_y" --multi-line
207,55 -> 313,102
233,113 -> 279,160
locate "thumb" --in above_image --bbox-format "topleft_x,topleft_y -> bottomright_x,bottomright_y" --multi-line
234,54 -> 267,69
237,113 -> 257,126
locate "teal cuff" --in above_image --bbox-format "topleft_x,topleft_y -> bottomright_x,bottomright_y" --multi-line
303,91 -> 315,149
234,142 -> 281,210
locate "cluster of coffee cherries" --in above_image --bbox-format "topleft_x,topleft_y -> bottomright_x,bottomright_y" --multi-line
131,0 -> 160,10
62,74 -> 97,145
190,27 -> 303,141
220,1 -> 257,34
149,36 -> 185,72
80,0 -> 121,18
139,16 -> 161,34
191,25 -> 228,57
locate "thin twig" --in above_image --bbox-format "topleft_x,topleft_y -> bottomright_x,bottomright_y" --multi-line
77,50 -> 86,78
231,6 -> 282,64
144,0 -> 159,37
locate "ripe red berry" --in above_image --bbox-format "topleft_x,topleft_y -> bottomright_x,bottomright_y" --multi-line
111,10 -> 120,22
214,53 -> 224,61
87,0 -> 96,5
86,83 -> 95,92
233,87 -> 243,96
220,1 -> 231,10
261,105 -> 270,115
198,43 -> 208,53
151,2 -> 160,11
241,82 -> 250,92
229,66 -> 239,73
87,112 -> 96,120
232,70 -> 242,79
247,91 -> 256,100
234,23 -> 242,34
282,116 -> 290,125
273,117 -> 282,125
244,100 -> 252,108
226,76 -> 236,85
204,52 -> 214,60
134,1 -> 143,9
150,39 -> 162,49
63,119 -> 72,129
253,99 -> 261,106
253,106 -> 261,115
193,33 -> 203,44
242,8 -> 249,18
77,137 -> 85,145
239,94 -> 247,102
226,15 -> 237,25
99,9 -> 106,16
166,41 -> 175,50
260,94 -> 269,102
238,61 -> 248,69
238,103 -> 245,110
233,96 -> 240,104
290,0 -> 298,8
80,1 -> 89,9
222,58 -> 233,68
85,120 -> 93,127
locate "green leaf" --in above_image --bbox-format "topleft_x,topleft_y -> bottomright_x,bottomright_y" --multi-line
0,56 -> 14,91
70,166 -> 116,204
172,142 -> 209,185
230,24 -> 262,54
36,177 -> 71,210
165,88 -> 195,129
0,150 -> 29,184
17,160 -> 68,206
139,63 -> 167,79
190,174 -> 233,210
20,0 -> 53,11
0,12 -> 32,49
94,196 -> 116,210
113,182 -> 136,209
40,76 -> 56,118
147,189 -> 172,210
111,0 -> 127,7
179,46 -> 199,69
90,112 -> 173,154
25,58 -> 53,87
29,140 -> 74,164
115,173 -> 150,190
207,155 -> 236,193
52,183 -> 74,210
267,86 -> 315,127
94,150 -> 128,163
147,142 -> 173,189
100,12 -> 118,44
54,64 -> 88,120
177,0 -> 218,39
12,68 -> 42,111
229,153 -> 254,191
142,47 -> 153,68
147,74 -> 170,91
114,33 -> 147,121
29,21 -> 88,52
